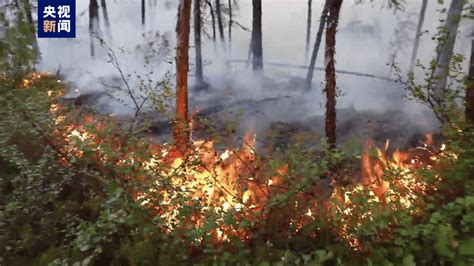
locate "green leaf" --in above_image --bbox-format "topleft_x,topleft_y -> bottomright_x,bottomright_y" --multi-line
434,224 -> 456,259
458,238 -> 474,257
402,255 -> 416,266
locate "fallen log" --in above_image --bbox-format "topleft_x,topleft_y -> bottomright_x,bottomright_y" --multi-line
229,59 -> 398,83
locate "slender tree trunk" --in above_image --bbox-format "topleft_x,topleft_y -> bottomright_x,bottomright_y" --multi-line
245,35 -> 253,66
100,0 -> 112,38
175,0 -> 192,150
466,40 -> 474,124
141,0 -> 146,26
325,0 -> 343,149
89,0 -> 100,57
252,0 -> 263,71
206,1 -> 217,43
228,0 -> 232,51
409,0 -> 428,73
194,0 -> 204,85
215,0 -> 225,45
305,0 -> 312,63
305,1 -> 329,90
433,0 -> 465,100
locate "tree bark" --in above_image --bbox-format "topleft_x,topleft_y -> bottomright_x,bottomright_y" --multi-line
466,40 -> 474,124
206,1 -> 217,43
408,0 -> 428,73
194,0 -> 204,85
141,0 -> 146,26
433,0 -> 465,101
325,0 -> 343,149
252,0 -> 263,71
305,0 -> 312,63
215,0 -> 225,45
245,35 -> 253,66
228,0 -> 232,51
100,0 -> 111,38
89,0 -> 100,57
175,0 -> 192,150
305,1 -> 329,90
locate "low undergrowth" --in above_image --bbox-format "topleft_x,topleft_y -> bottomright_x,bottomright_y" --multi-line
0,74 -> 473,265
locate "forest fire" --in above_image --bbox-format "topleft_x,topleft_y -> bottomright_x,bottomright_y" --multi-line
2,0 -> 472,261
21,72 -> 43,88
360,136 -> 443,207
47,93 -> 450,248
328,135 -> 448,249
18,56 -> 445,249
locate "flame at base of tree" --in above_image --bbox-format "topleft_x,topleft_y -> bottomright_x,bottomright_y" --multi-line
32,73 -> 455,250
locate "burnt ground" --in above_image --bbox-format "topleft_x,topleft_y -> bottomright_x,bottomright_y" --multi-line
63,75 -> 441,153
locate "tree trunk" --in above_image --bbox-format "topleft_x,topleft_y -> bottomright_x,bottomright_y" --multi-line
100,0 -> 112,38
206,1 -> 217,43
194,0 -> 204,85
433,0 -> 465,100
141,0 -> 146,26
228,0 -> 232,51
89,0 -> 100,57
305,0 -> 312,63
408,0 -> 428,73
305,1 -> 329,90
325,0 -> 343,149
215,0 -> 225,45
252,0 -> 263,71
466,40 -> 474,124
246,35 -> 253,66
175,0 -> 192,150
